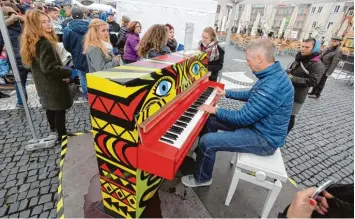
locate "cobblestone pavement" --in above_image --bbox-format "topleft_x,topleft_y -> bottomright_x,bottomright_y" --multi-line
0,104 -> 91,218
0,48 -> 353,217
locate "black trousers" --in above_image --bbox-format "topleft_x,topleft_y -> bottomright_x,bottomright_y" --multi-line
287,115 -> 296,134
46,110 -> 67,141
311,74 -> 328,97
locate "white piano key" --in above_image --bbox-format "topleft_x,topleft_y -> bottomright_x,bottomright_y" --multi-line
159,89 -> 217,149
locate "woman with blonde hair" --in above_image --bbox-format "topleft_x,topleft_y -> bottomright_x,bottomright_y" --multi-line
199,27 -> 224,82
138,24 -> 171,59
20,9 -> 72,145
84,19 -> 120,73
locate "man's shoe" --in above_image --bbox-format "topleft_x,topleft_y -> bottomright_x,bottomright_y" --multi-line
181,175 -> 212,187
16,103 -> 24,108
308,94 -> 319,99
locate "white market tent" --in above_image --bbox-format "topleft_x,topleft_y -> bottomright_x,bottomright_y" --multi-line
115,0 -> 217,47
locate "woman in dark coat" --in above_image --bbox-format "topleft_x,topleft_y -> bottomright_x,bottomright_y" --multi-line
20,9 -> 73,145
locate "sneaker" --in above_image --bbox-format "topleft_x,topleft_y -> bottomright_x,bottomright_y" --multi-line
181,175 -> 212,187
0,77 -> 5,85
308,94 -> 319,99
16,103 -> 24,108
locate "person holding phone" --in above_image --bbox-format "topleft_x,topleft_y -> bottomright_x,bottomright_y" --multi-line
282,183 -> 353,218
84,19 -> 120,73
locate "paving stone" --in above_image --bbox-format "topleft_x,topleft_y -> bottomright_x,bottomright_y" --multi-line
18,199 -> 28,211
29,196 -> 39,207
19,209 -> 31,218
6,193 -> 18,204
30,181 -> 40,190
4,180 -> 16,189
8,213 -> 19,218
39,211 -> 49,218
43,202 -> 53,212
0,190 -> 6,199
19,183 -> 31,193
40,179 -> 51,187
26,175 -> 37,183
49,209 -> 57,218
0,206 -> 8,217
50,184 -> 58,193
40,186 -> 50,195
39,194 -> 52,205
31,205 -> 44,216
8,202 -> 19,214
27,188 -> 39,199
7,187 -> 18,196
28,169 -> 37,177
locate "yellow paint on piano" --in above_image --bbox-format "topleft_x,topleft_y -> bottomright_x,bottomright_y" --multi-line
114,65 -> 159,72
87,74 -> 148,98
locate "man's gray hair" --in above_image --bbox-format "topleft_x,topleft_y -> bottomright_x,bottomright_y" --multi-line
246,39 -> 276,63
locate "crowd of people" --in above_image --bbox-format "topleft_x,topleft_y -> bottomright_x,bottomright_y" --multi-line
0,1 -> 225,145
0,1 -> 352,217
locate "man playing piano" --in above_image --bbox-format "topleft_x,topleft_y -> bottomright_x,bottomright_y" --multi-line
181,39 -> 294,187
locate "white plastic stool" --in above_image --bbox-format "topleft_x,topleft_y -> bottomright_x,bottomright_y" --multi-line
225,148 -> 288,218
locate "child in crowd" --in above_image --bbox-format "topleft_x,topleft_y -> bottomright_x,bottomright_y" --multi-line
138,24 -> 171,59
124,21 -> 141,64
165,24 -> 177,52
199,27 -> 224,82
0,46 -> 10,85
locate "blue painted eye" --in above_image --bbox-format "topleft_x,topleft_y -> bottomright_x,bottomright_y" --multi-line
155,80 -> 172,97
192,63 -> 200,75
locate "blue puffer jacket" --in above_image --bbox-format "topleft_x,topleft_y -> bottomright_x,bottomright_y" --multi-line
63,19 -> 89,73
216,62 -> 294,148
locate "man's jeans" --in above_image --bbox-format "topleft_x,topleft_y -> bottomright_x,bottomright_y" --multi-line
193,116 -> 277,183
77,70 -> 88,99
15,70 -> 28,106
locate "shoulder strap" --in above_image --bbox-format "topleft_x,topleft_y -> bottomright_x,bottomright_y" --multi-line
300,61 -> 309,75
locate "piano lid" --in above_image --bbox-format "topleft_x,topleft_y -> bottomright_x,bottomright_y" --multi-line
89,50 -> 203,84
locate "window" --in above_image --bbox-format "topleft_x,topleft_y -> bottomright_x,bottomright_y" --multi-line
348,10 -> 354,16
312,21 -> 317,28
334,5 -> 340,13
216,5 -> 221,13
311,7 -> 316,14
318,6 -> 323,13
327,22 -> 334,29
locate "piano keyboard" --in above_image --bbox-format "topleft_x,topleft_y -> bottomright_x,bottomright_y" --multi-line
159,87 -> 217,149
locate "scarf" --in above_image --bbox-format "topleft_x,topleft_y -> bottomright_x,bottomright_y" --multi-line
295,51 -> 321,62
199,41 -> 219,62
101,40 -> 113,55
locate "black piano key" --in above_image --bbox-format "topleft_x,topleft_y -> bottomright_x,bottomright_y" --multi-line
183,112 -> 195,118
187,108 -> 198,113
175,121 -> 188,128
169,129 -> 181,135
179,116 -> 191,123
164,132 -> 178,140
160,137 -> 174,144
171,125 -> 184,133
198,97 -> 208,101
190,105 -> 198,109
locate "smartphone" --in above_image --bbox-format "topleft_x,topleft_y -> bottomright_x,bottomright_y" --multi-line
311,180 -> 332,200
